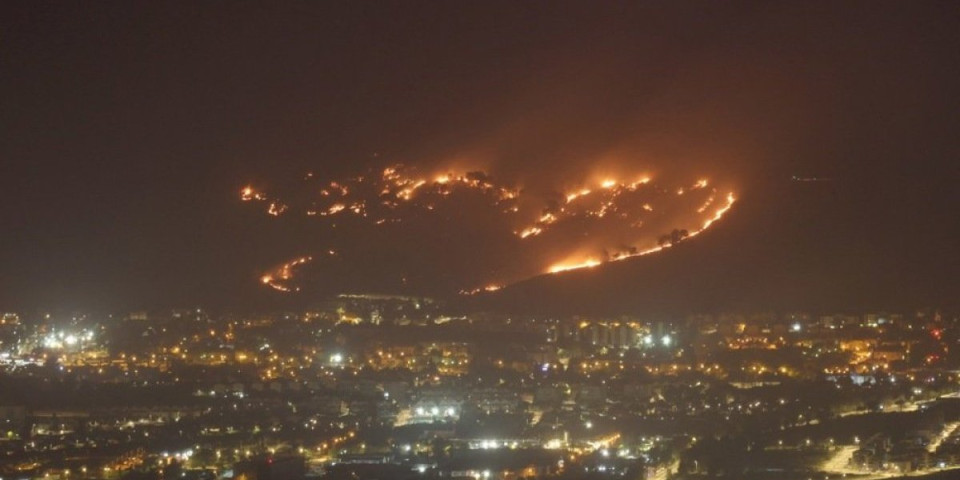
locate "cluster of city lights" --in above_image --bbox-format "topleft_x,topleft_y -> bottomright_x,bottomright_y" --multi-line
42,329 -> 95,349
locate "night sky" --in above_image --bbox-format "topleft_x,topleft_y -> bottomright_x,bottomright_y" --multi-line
1,2 -> 957,312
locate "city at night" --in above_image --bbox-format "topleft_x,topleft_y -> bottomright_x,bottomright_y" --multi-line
1,2 -> 958,479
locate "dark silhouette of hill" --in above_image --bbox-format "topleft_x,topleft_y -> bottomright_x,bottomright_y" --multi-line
461,177 -> 959,316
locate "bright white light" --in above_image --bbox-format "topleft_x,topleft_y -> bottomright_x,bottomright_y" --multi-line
445,407 -> 456,416
790,323 -> 802,332
642,335 -> 653,346
430,407 -> 439,416
661,334 -> 672,347
330,353 -> 343,364
64,335 -> 78,346
544,438 -> 563,449
43,335 -> 62,349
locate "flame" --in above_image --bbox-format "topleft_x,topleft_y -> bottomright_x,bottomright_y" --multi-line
542,190 -> 737,276
519,227 -> 542,239
696,193 -> 716,213
700,192 -> 736,230
241,186 -> 265,201
259,256 -> 313,292
459,283 -> 504,295
565,188 -> 592,203
267,202 -> 287,216
627,176 -> 651,189
240,163 -> 738,293
548,258 -> 602,273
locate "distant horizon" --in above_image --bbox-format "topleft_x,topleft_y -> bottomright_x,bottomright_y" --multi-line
2,2 -> 957,313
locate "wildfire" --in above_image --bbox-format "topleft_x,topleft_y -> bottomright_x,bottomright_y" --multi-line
696,194 -> 716,213
459,284 -> 504,295
240,186 -> 265,201
565,188 -> 592,203
541,190 -> 737,277
548,258 -> 602,273
515,175 -> 658,239
260,256 -> 313,292
239,164 -> 739,294
267,202 -> 287,216
630,176 -> 651,188
519,227 -> 542,239
700,192 -> 736,230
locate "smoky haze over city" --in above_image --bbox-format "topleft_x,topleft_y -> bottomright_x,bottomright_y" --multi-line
1,3 -> 960,480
